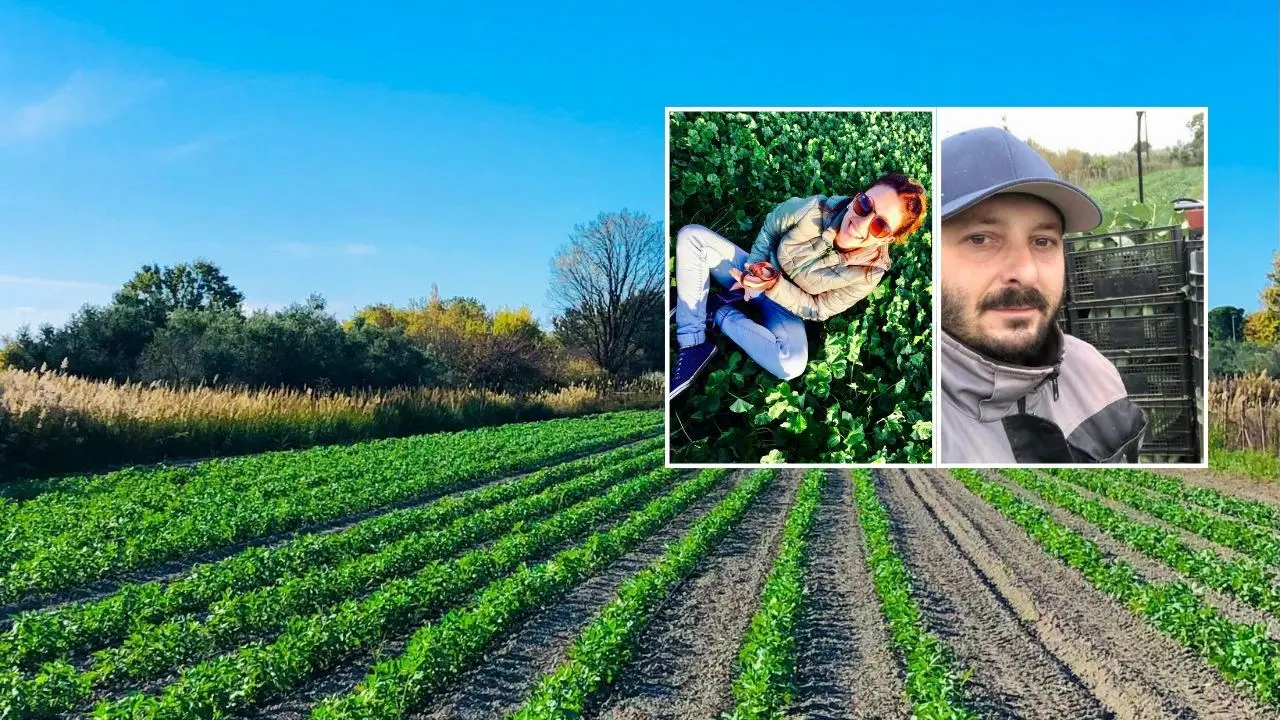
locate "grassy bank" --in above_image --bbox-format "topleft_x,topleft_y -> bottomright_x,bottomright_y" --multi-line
1085,166 -> 1204,214
0,368 -> 661,482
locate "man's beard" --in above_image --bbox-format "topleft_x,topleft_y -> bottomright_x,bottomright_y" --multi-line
941,285 -> 1063,366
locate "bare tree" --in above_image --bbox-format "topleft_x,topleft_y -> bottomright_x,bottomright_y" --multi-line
549,210 -> 663,379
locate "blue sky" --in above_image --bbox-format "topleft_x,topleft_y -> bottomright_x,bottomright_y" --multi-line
1,0 -> 1276,338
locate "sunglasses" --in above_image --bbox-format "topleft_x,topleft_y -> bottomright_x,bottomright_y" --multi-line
852,193 -> 893,239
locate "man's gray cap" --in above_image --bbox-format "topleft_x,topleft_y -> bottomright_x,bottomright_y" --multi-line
941,126 -> 1103,233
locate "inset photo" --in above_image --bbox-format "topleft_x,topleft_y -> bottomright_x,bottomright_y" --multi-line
938,108 -> 1207,465
666,109 -> 934,465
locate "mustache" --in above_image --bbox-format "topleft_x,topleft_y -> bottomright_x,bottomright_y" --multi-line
979,286 -> 1050,313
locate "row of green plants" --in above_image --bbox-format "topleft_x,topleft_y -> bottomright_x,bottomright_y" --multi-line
309,467 -> 750,718
720,469 -> 825,719
1046,468 -> 1280,566
7,451 -> 667,709
953,469 -> 1280,708
4,461 -> 702,717
850,470 -> 977,719
0,438 -> 659,671
506,468 -> 785,719
1107,468 -> 1280,529
0,411 -> 660,603
999,469 -> 1280,614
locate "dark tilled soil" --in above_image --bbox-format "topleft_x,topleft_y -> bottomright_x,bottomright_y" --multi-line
239,469 -> 737,720
789,470 -> 907,720
988,471 -> 1280,638
1052,470 -> 1279,571
593,470 -> 802,720
880,469 -> 1111,720
1162,469 -> 1280,507
926,469 -> 1280,720
411,471 -> 751,720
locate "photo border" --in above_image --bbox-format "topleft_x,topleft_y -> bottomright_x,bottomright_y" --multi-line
663,105 -> 939,470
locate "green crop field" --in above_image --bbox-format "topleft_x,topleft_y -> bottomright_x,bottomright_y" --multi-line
1085,166 -> 1205,215
2,421 -> 1279,718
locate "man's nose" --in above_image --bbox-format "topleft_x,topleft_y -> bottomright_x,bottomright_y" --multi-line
1001,239 -> 1040,286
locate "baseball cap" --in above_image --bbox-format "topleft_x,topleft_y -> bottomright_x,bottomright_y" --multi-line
940,126 -> 1103,234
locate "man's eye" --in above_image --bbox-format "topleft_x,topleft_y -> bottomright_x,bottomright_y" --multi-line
1034,236 -> 1060,248
967,234 -> 992,246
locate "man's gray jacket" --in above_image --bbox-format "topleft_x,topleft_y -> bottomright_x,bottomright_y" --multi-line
940,327 -> 1148,463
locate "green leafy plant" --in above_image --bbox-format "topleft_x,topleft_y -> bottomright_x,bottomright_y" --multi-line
669,111 -> 932,464
506,468 -> 780,720
851,470 -> 977,718
310,467 -> 758,720
75,465 -> 723,719
0,438 -> 662,672
0,411 -> 660,604
954,468 -> 1280,708
722,469 -> 825,719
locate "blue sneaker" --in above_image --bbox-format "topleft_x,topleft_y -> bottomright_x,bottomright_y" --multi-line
669,341 -> 718,399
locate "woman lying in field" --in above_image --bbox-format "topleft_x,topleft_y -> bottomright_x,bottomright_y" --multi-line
669,172 -> 927,399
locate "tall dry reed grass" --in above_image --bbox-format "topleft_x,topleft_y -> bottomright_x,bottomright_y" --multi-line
0,366 -> 661,481
1208,373 -> 1280,453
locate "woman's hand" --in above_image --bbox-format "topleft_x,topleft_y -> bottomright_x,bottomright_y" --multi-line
729,262 -> 779,299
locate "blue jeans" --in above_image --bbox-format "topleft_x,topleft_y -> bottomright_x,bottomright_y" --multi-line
674,224 -> 808,380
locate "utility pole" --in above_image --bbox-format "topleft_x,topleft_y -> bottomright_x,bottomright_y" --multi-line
1136,111 -> 1145,203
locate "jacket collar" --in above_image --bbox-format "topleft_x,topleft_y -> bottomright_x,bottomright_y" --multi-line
941,326 -> 1065,422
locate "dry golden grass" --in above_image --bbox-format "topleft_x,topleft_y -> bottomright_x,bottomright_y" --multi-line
1209,373 -> 1280,453
0,366 -> 661,480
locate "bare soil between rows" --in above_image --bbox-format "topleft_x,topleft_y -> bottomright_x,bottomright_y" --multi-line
1160,468 -> 1280,508
238,467 -> 719,720
592,470 -> 802,720
410,470 -> 750,720
917,468 -> 1280,719
789,470 -> 907,720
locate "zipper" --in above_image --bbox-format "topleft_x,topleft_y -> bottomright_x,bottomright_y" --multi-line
791,243 -> 835,276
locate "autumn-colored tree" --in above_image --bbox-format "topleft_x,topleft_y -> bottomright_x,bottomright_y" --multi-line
1245,311 -> 1279,345
345,286 -> 551,392
1244,251 -> 1280,345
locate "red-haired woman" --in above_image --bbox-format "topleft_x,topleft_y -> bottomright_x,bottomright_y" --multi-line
670,172 -> 927,398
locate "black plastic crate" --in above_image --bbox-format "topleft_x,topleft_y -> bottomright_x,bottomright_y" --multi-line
1065,226 -> 1185,302
1067,296 -> 1190,353
1136,398 -> 1198,455
1106,352 -> 1193,400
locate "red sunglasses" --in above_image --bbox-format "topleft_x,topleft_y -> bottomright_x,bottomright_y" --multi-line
853,193 -> 893,239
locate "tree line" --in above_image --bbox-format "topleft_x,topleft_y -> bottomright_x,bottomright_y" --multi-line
1016,112 -> 1204,189
0,210 -> 663,394
1209,249 -> 1280,378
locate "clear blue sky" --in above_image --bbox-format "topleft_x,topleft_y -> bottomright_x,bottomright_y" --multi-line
1,0 -> 1276,338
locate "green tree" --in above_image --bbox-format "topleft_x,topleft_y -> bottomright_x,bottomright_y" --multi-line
1187,112 -> 1205,165
114,260 -> 245,323
1208,306 -> 1246,342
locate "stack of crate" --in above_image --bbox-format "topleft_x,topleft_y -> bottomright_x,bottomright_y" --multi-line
1185,226 -> 1205,444
1062,225 -> 1199,463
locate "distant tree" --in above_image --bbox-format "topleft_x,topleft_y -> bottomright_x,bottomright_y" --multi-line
115,260 -> 244,323
549,210 -> 663,379
138,308 -> 247,387
2,304 -> 157,381
1244,310 -> 1279,345
1242,251 -> 1280,345
1208,306 -> 1246,343
1187,112 -> 1205,165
